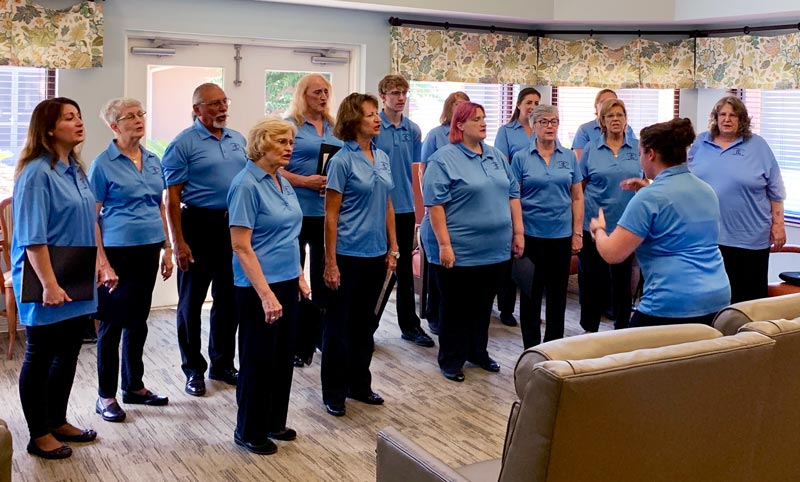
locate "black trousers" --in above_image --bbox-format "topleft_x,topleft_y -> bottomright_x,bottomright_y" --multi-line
432,261 -> 504,372
423,244 -> 441,328
719,245 -> 770,304
321,254 -> 385,405
295,216 -> 325,360
578,230 -> 633,332
19,316 -> 84,439
176,206 -> 237,379
495,263 -> 517,316
235,279 -> 298,444
394,212 -> 422,334
630,311 -> 716,327
97,243 -> 161,398
519,235 -> 572,348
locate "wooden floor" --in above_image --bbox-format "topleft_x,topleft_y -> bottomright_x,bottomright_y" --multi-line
0,288 -> 609,482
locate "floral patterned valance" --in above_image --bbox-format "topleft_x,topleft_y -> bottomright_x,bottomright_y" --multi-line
695,34 -> 800,89
537,38 -> 643,88
0,0 -> 103,69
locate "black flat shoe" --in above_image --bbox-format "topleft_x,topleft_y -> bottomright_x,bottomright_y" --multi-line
324,402 -> 346,417
122,390 -> 169,406
441,369 -> 465,382
209,367 -> 238,386
234,432 -> 277,455
267,428 -> 297,441
500,313 -> 518,327
185,376 -> 206,396
27,441 -> 72,459
53,426 -> 99,442
293,356 -> 306,368
475,359 -> 501,373
401,328 -> 435,347
348,391 -> 384,405
95,398 -> 126,423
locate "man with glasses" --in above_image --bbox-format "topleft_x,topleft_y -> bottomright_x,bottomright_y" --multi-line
162,83 -> 247,396
374,75 -> 435,348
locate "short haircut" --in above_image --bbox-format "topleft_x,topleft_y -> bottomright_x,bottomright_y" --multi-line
287,73 -> 335,127
378,74 -> 409,95
192,82 -> 222,106
529,104 -> 559,125
708,95 -> 752,140
440,91 -> 470,125
597,98 -> 628,135
448,102 -> 484,144
639,118 -> 696,167
99,97 -> 143,128
333,93 -> 379,142
246,117 -> 297,161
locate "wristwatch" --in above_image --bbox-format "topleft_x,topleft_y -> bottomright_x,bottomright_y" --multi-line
388,250 -> 400,259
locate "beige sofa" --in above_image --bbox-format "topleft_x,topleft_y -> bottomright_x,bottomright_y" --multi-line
377,324 -> 776,482
0,418 -> 11,482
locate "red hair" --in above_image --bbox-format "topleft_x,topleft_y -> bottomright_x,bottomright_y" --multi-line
448,102 -> 484,144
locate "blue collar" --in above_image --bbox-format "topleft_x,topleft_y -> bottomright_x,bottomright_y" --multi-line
455,141 -> 493,159
193,118 -> 232,141
380,111 -> 407,129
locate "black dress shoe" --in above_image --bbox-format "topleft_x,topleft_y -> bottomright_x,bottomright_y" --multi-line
324,402 -> 346,417
267,428 -> 297,441
474,358 -> 501,373
428,321 -> 440,336
209,367 -> 238,386
185,376 -> 206,397
52,426 -> 98,443
348,391 -> 384,405
122,390 -> 169,406
27,441 -> 72,459
95,398 -> 126,423
234,432 -> 277,455
500,313 -> 518,327
401,328 -> 435,347
441,369 -> 465,382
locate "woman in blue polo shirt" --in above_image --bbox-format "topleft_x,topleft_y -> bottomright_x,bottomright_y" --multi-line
578,98 -> 641,332
89,98 -> 174,424
282,73 -> 342,368
688,96 -> 786,303
572,89 -> 636,161
422,101 -> 523,382
512,104 -> 583,348
321,93 -> 398,417
13,98 -> 109,459
228,118 -> 310,455
590,118 -> 730,326
493,87 -> 541,327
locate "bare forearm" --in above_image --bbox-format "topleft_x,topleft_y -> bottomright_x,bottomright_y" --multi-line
165,184 -> 185,244
385,200 -> 398,251
771,200 -> 785,226
429,205 -> 451,248
25,245 -> 58,288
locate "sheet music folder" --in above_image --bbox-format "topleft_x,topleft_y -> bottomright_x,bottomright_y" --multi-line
21,245 -> 97,303
317,143 -> 342,175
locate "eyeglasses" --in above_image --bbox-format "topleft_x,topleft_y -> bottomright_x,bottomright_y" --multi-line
604,113 -> 625,120
386,90 -> 408,97
536,119 -> 559,127
198,98 -> 232,108
115,111 -> 147,122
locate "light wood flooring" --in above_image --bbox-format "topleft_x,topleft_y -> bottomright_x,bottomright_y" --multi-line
0,288 -> 609,482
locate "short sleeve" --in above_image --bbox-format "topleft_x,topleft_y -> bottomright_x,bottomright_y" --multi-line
617,191 -> 656,239
227,179 -> 258,230
762,138 -> 786,201
494,126 -> 510,159
14,169 -> 50,246
422,154 -> 452,206
87,158 -> 109,204
571,155 -> 583,184
421,132 -> 437,164
412,124 -> 423,163
579,149 -> 590,178
325,152 -> 348,194
571,125 -> 590,150
161,138 -> 190,186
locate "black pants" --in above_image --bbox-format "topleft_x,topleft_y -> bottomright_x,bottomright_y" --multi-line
19,316 -> 84,439
495,263 -> 517,316
719,245 -> 770,304
176,206 -> 237,379
321,254 -> 385,405
295,216 -> 325,360
97,243 -> 161,398
578,230 -> 633,331
432,261 -> 504,372
423,245 -> 440,328
630,311 -> 716,327
235,279 -> 298,444
519,235 -> 572,348
394,212 -> 422,334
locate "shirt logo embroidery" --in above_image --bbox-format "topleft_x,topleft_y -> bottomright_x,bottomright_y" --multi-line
731,148 -> 745,156
401,133 -> 412,142
231,143 -> 242,151
148,165 -> 160,175
557,160 -> 570,169
624,153 -> 637,161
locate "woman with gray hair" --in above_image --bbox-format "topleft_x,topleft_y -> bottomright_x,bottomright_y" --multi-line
89,97 -> 173,423
511,104 -> 583,348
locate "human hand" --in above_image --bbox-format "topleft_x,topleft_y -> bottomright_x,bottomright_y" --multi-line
620,178 -> 649,192
261,290 -> 283,324
174,240 -> 194,271
439,245 -> 455,268
512,233 -> 525,259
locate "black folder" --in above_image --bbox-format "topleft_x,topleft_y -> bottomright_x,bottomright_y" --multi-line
374,270 -> 397,321
317,143 -> 342,175
21,245 -> 96,303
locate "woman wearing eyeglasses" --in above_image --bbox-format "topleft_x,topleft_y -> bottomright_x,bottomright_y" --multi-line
89,98 -> 173,423
512,105 -> 583,348
577,98 -> 640,333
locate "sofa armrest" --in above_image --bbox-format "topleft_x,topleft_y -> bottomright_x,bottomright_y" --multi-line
0,419 -> 11,482
377,427 -> 470,482
714,293 -> 800,335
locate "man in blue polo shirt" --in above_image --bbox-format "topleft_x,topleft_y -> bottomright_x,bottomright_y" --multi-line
374,75 -> 435,348
162,83 -> 248,397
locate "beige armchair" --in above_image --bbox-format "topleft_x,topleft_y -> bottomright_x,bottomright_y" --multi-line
377,325 -> 775,482
713,292 -> 800,335
0,418 -> 11,482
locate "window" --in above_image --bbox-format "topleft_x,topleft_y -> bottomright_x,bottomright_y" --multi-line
742,89 -> 800,221
0,66 -> 55,197
553,87 -> 678,148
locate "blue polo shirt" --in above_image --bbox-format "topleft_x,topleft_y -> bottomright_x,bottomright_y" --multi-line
228,162 -> 302,287
421,142 -> 520,267
572,119 -> 636,151
688,132 -> 786,250
89,141 -> 166,247
421,124 -> 450,164
511,142 -> 582,238
580,135 -> 642,232
161,119 -> 247,210
12,156 -> 97,326
283,118 -> 342,217
374,111 -> 422,214
494,119 -> 534,162
326,141 -> 394,258
617,164 -> 730,318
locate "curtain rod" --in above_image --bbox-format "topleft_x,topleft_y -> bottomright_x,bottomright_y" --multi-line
388,17 -> 800,38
